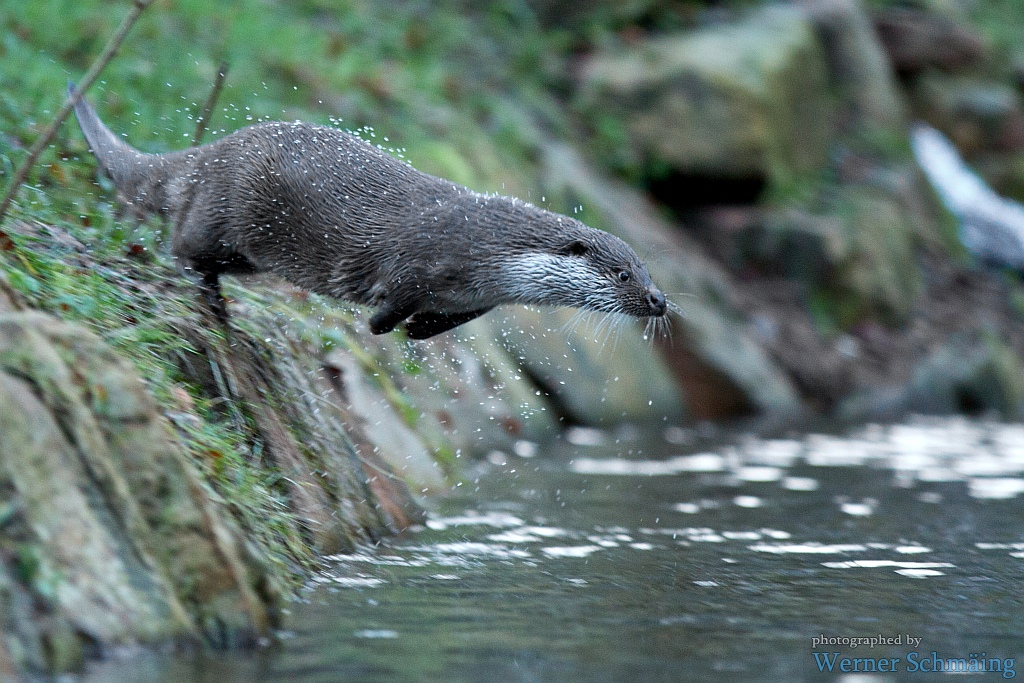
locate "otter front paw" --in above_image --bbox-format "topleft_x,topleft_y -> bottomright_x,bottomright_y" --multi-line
368,311 -> 401,335
368,298 -> 421,335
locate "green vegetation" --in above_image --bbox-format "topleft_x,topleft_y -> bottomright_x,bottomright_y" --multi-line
866,0 -> 1024,61
0,0 -> 606,581
0,212 -> 313,576
0,0 -> 580,202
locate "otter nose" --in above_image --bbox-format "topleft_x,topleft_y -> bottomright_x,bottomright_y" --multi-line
646,288 -> 667,316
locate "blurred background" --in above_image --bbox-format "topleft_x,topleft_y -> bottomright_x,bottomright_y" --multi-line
4,0 -> 1024,427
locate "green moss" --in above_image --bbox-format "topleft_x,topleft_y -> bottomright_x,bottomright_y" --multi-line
13,544 -> 42,589
179,404 -> 312,570
431,444 -> 460,473
1004,275 -> 1024,321
0,204 -> 325,579
981,330 -> 1024,416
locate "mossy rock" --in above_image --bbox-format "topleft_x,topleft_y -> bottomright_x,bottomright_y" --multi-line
578,5 -> 833,189
909,333 -> 1024,418
840,332 -> 1024,420
541,141 -> 802,419
487,306 -> 687,426
0,311 -> 279,672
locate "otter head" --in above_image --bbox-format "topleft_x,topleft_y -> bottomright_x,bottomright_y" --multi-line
556,228 -> 667,317
502,215 -> 667,318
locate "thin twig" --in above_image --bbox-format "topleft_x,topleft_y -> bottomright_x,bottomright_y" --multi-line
0,0 -> 154,225
192,62 -> 229,147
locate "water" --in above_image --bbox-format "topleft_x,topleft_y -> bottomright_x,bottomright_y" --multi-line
86,417 -> 1024,682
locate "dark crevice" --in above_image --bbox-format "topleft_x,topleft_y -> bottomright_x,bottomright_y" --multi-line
647,172 -> 767,216
954,387 -> 985,416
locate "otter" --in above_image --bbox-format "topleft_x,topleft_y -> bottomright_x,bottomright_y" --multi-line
69,84 -> 667,339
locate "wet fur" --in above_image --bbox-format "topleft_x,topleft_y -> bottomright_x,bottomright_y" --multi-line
70,84 -> 666,339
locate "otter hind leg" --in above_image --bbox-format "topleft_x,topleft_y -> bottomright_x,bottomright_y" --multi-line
404,308 -> 493,340
185,253 -> 258,325
197,270 -> 230,324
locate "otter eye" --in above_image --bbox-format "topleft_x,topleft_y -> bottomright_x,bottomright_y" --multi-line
618,270 -> 631,282
564,241 -> 588,257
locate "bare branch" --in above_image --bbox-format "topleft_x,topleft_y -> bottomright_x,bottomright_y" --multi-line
192,62 -> 230,147
0,0 -> 154,224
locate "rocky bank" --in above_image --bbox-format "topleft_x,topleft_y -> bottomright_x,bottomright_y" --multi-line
2,0 -> 1024,676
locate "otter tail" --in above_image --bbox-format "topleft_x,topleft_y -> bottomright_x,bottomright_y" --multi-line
68,82 -> 170,216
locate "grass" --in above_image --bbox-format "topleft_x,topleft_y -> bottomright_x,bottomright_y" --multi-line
0,207 -> 315,574
0,0 -> 580,202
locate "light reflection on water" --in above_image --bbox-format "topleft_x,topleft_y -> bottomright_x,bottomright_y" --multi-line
85,416 -> 1024,683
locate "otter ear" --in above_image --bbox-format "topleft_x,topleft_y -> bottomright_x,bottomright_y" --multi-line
561,240 -> 588,257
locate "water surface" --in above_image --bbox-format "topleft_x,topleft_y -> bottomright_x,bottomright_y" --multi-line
86,417 -> 1024,682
